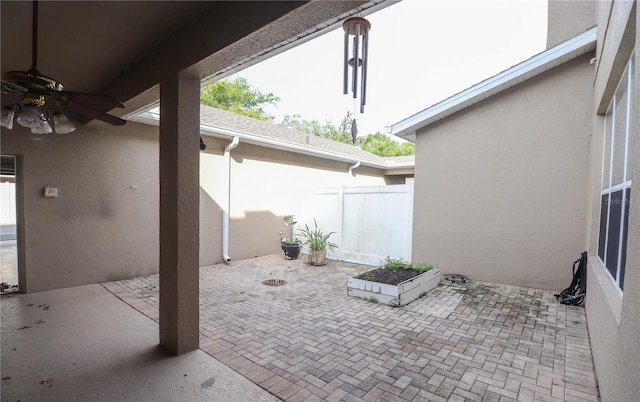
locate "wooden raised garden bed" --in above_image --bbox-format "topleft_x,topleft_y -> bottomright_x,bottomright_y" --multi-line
347,259 -> 440,307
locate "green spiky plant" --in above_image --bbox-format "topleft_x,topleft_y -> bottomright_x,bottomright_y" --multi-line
297,219 -> 338,252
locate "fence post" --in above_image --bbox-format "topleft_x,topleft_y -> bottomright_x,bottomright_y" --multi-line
406,182 -> 414,261
338,185 -> 345,261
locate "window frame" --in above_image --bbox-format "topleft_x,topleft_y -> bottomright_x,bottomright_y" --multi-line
598,53 -> 634,293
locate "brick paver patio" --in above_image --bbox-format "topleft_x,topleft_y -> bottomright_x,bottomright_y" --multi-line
103,255 -> 598,401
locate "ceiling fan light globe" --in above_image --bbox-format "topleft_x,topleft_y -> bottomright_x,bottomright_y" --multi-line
31,119 -> 52,134
1,107 -> 15,130
16,105 -> 42,128
53,113 -> 76,134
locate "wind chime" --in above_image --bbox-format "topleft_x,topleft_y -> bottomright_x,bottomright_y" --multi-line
342,16 -> 371,143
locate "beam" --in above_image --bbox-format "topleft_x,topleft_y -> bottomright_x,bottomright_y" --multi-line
101,1 -> 309,104
102,1 -> 379,108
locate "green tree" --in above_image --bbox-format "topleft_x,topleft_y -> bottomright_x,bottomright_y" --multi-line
357,133 -> 415,157
281,112 -> 353,144
200,77 -> 280,121
200,77 -> 414,157
282,111 -> 415,157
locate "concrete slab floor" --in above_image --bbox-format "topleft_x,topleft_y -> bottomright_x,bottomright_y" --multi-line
0,284 -> 278,402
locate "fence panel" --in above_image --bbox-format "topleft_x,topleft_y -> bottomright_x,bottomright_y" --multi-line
297,183 -> 413,266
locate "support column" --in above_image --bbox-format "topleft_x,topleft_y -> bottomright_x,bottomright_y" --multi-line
159,72 -> 200,354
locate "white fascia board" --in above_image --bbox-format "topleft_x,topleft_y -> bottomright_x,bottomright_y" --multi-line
382,159 -> 415,168
128,109 -> 391,169
388,26 -> 597,141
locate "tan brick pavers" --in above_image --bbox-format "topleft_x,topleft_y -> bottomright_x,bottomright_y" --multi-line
102,255 -> 599,401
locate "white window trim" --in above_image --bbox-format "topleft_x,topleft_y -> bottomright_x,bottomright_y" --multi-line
598,53 -> 634,292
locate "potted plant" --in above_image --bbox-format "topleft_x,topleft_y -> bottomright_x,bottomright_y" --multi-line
297,219 -> 338,266
279,215 -> 301,259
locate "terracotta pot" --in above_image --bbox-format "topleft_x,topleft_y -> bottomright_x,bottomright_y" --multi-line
307,250 -> 327,265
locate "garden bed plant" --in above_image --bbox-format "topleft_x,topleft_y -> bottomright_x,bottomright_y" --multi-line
354,258 -> 438,285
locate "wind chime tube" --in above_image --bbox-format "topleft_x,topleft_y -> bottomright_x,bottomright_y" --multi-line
352,27 -> 359,98
342,16 -> 371,113
360,29 -> 369,113
343,30 -> 349,95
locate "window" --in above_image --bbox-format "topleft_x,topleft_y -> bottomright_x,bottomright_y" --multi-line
598,54 -> 634,291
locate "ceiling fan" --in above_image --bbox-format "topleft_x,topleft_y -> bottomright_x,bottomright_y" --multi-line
1,1 -> 126,132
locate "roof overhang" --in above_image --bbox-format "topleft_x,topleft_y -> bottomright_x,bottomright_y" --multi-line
387,26 -> 597,142
109,0 -> 393,117
2,1 -> 393,126
129,108 -> 406,170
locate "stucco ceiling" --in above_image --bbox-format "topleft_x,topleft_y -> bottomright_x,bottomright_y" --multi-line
1,0 -> 387,123
1,2 -> 210,95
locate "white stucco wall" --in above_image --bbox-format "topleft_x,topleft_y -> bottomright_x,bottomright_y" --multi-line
195,135 -> 394,266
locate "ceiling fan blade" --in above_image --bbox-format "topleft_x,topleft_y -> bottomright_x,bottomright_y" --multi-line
1,79 -> 28,94
63,91 -> 124,109
3,1 -> 127,130
66,102 -> 126,126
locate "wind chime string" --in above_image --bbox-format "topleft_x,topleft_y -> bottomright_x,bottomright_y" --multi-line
351,97 -> 358,144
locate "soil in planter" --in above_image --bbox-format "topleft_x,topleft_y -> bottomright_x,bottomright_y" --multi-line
355,268 -> 423,286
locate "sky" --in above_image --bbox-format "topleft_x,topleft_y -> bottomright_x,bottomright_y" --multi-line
230,0 -> 548,138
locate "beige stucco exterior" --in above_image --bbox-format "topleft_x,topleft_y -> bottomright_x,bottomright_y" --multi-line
403,0 -> 639,398
411,54 -> 594,289
1,120 -> 394,292
1,121 -> 160,293
547,0 -> 595,48
0,0 -> 393,356
2,0 -> 637,388
583,1 -> 639,400
199,137 -> 388,265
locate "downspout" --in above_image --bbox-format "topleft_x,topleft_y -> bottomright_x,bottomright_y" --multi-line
348,160 -> 361,176
222,136 -> 239,263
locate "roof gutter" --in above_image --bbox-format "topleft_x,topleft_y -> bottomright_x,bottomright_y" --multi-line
200,123 -> 390,169
128,110 -> 407,170
348,160 -> 361,175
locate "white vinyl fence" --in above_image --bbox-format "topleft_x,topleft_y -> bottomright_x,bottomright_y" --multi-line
0,181 -> 17,241
296,183 -> 413,266
0,182 -> 16,225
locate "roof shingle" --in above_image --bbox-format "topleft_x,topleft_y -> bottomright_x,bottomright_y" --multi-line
200,105 -> 414,168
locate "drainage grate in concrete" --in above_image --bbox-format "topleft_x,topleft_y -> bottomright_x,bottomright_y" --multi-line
261,279 -> 287,286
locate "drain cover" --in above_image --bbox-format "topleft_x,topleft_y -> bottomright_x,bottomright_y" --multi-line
262,279 -> 287,286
